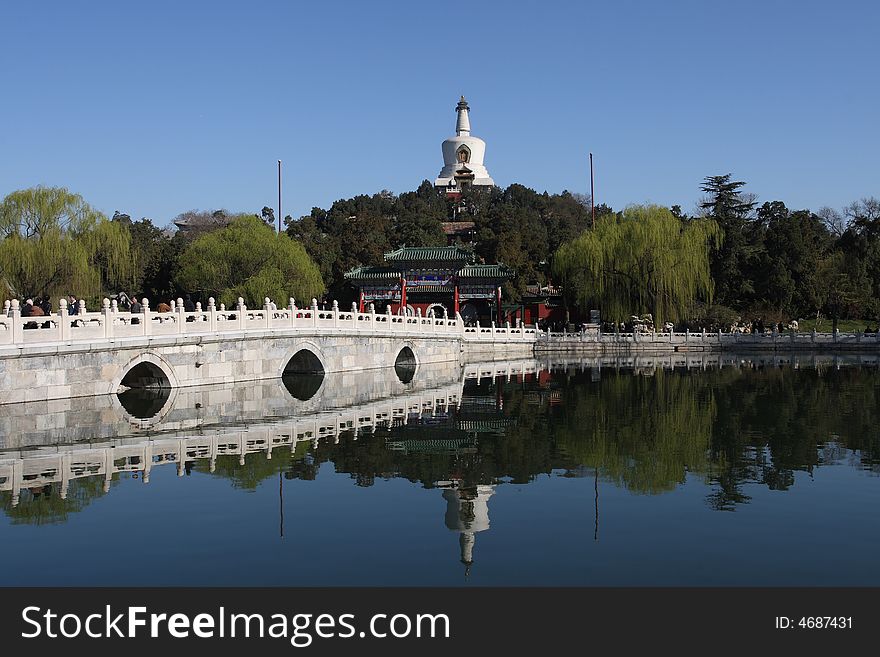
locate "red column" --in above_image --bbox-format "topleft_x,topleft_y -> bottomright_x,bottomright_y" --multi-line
496,285 -> 502,325
454,283 -> 460,315
400,277 -> 407,314
359,291 -> 365,313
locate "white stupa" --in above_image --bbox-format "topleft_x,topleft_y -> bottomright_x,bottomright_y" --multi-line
434,96 -> 496,192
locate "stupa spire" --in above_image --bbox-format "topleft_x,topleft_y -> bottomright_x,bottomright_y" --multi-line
455,96 -> 471,136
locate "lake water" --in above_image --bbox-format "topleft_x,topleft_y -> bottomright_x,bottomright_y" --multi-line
1,354 -> 878,586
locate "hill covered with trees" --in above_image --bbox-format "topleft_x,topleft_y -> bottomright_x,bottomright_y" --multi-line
2,177 -> 877,329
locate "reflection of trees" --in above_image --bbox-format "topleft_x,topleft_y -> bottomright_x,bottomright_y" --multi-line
552,369 -> 715,494
706,365 -> 880,509
3,363 -> 877,522
1,477 -> 115,525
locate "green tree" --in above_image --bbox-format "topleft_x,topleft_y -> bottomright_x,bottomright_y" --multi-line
0,186 -> 135,302
753,201 -> 829,317
176,214 -> 324,307
114,215 -> 179,302
700,174 -> 758,308
553,204 -> 720,324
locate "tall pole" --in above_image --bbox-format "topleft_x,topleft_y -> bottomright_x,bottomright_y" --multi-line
590,152 -> 595,228
277,159 -> 282,234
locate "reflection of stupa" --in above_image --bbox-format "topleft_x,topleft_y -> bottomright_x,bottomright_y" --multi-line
441,483 -> 496,576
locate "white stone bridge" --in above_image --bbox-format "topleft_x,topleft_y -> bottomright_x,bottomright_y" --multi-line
0,296 -> 537,404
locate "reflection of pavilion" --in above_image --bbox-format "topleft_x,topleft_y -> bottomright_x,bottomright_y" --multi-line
439,481 -> 496,576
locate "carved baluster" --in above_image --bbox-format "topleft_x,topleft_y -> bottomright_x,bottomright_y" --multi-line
208,297 -> 216,331
103,298 -> 113,338
142,298 -> 151,336
58,298 -> 70,341
10,300 -> 23,344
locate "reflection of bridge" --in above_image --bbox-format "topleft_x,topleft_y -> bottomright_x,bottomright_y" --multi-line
3,353 -> 874,508
0,359 -> 538,507
0,297 -> 537,404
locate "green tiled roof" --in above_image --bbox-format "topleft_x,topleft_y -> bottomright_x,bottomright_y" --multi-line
458,263 -> 515,279
343,266 -> 399,281
384,246 -> 474,262
344,259 -> 515,282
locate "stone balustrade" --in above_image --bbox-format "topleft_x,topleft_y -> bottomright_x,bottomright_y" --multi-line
0,296 -> 539,349
540,328 -> 880,346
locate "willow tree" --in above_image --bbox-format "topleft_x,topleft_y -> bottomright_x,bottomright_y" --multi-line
176,214 -> 325,307
0,186 -> 135,302
553,204 -> 721,324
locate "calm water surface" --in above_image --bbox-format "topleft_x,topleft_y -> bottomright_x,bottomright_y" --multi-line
1,355 -> 878,586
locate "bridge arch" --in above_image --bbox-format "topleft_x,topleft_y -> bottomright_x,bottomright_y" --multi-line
114,352 -> 179,392
280,341 -> 327,376
394,343 -> 418,384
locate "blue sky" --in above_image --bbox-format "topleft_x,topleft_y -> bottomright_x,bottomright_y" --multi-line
2,0 -> 878,226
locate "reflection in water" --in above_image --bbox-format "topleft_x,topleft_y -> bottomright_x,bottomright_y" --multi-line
394,346 -> 417,384
2,356 -> 879,583
117,387 -> 172,419
281,372 -> 325,401
442,483 -> 495,576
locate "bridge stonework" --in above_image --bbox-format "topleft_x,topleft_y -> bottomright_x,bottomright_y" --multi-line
0,331 -> 466,404
0,299 -> 538,403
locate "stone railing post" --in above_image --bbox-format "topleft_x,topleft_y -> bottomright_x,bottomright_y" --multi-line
369,303 -> 375,331
701,328 -> 706,342
386,305 -> 393,331
142,298 -> 151,336
10,299 -> 23,344
175,297 -> 184,333
237,297 -> 246,331
264,297 -> 272,329
416,307 -> 422,333
685,329 -> 689,343
834,328 -> 839,343
103,298 -> 113,338
811,329 -> 816,343
311,298 -> 319,328
58,298 -> 70,341
208,297 -> 217,331
289,298 -> 296,328
332,300 -> 339,328
456,311 -> 465,336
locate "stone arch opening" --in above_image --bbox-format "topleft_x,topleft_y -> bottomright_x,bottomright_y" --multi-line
283,349 -> 325,375
283,349 -> 325,401
394,346 -> 417,384
120,361 -> 171,389
117,361 -> 173,418
426,303 -> 447,318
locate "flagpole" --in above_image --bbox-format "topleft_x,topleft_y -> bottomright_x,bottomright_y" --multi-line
277,159 -> 282,234
590,152 -> 595,228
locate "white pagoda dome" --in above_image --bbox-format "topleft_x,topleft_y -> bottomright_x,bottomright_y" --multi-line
434,96 -> 495,191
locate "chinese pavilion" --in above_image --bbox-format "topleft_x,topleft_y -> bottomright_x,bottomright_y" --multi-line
344,246 -> 514,325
